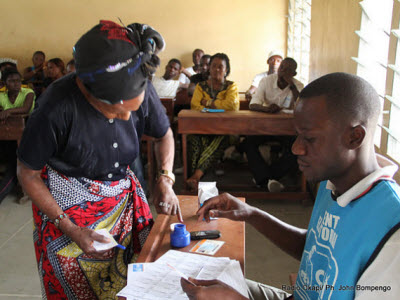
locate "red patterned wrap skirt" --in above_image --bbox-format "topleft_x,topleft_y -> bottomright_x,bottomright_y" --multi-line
32,166 -> 153,299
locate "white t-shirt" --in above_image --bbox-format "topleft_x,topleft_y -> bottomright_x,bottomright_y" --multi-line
250,71 -> 268,88
250,73 -> 304,109
178,66 -> 196,85
152,77 -> 180,98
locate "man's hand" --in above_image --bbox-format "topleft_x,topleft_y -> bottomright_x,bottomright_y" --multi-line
152,176 -> 183,222
264,104 -> 282,114
181,278 -> 248,300
245,92 -> 252,101
196,193 -> 254,223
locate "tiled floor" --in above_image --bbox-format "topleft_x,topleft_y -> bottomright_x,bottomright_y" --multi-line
0,186 -> 312,299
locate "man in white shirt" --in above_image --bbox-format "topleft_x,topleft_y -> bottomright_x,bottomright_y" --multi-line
178,49 -> 204,85
245,58 -> 304,190
245,50 -> 283,101
152,59 -> 187,98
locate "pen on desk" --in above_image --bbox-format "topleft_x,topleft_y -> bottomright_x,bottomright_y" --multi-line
166,263 -> 196,286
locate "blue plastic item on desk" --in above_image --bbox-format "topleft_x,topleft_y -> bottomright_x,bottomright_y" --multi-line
201,108 -> 225,113
170,224 -> 190,248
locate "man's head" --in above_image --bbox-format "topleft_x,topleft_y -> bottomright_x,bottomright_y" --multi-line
0,58 -> 17,72
277,57 -> 297,80
192,49 -> 204,66
66,59 -> 76,74
199,54 -> 211,74
32,51 -> 45,68
292,72 -> 381,184
267,50 -> 283,74
163,59 -> 181,80
74,20 -> 164,105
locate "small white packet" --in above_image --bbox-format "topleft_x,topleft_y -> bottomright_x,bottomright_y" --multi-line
198,182 -> 218,208
92,228 -> 118,251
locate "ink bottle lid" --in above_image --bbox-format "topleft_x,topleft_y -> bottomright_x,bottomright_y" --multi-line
170,224 -> 190,248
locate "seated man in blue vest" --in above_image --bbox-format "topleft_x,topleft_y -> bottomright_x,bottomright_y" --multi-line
181,72 -> 400,299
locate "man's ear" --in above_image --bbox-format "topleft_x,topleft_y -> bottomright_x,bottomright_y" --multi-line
346,125 -> 366,149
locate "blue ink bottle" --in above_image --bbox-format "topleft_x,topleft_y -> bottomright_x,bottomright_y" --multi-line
170,224 -> 190,248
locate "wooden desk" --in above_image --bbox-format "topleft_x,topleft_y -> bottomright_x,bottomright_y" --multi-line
160,97 -> 175,123
0,115 -> 26,143
178,110 -> 309,200
137,195 -> 245,272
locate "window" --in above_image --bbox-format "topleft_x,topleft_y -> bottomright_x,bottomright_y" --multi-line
287,0 -> 312,84
387,24 -> 400,162
353,0 -> 400,163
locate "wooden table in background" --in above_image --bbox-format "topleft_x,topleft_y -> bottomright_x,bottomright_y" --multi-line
178,110 -> 309,201
137,195 -> 245,272
160,97 -> 175,123
0,115 -> 26,143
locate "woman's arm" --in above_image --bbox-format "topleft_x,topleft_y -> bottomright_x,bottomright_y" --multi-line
152,128 -> 183,222
212,82 -> 239,111
0,92 -> 35,120
17,161 -> 111,258
191,84 -> 207,111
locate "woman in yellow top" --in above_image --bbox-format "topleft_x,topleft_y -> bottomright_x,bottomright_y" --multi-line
187,53 -> 239,191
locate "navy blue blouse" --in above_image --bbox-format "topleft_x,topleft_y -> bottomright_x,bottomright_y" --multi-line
17,73 -> 170,181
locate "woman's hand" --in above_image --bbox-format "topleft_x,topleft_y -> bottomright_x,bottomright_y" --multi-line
61,222 -> 112,259
181,278 -> 248,300
201,98 -> 208,107
152,176 -> 183,222
197,192 -> 254,223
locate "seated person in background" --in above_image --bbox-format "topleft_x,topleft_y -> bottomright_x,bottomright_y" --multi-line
23,51 -> 46,97
0,68 -> 35,203
152,59 -> 187,97
0,58 -> 18,90
43,58 -> 65,89
182,72 -> 400,300
244,57 -> 304,191
245,50 -> 283,101
178,48 -> 204,85
66,59 -> 76,74
186,53 -> 239,191
0,68 -> 35,119
188,54 -> 211,97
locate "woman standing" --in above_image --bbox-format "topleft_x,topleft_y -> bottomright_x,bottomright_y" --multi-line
187,53 -> 239,191
17,21 -> 180,299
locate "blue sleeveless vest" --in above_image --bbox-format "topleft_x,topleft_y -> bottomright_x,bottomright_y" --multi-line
294,180 -> 400,300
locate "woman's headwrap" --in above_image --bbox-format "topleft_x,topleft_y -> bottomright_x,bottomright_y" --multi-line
74,20 -> 165,104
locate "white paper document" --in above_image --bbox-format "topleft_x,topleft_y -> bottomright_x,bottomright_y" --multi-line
117,250 -> 248,300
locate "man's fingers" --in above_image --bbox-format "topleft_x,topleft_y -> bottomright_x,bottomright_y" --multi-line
181,277 -> 199,296
189,277 -> 221,287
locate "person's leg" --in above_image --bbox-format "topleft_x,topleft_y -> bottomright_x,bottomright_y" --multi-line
197,135 -> 228,173
268,136 -> 297,180
243,136 -> 272,186
187,135 -> 203,191
246,279 -> 291,300
0,141 -> 18,204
